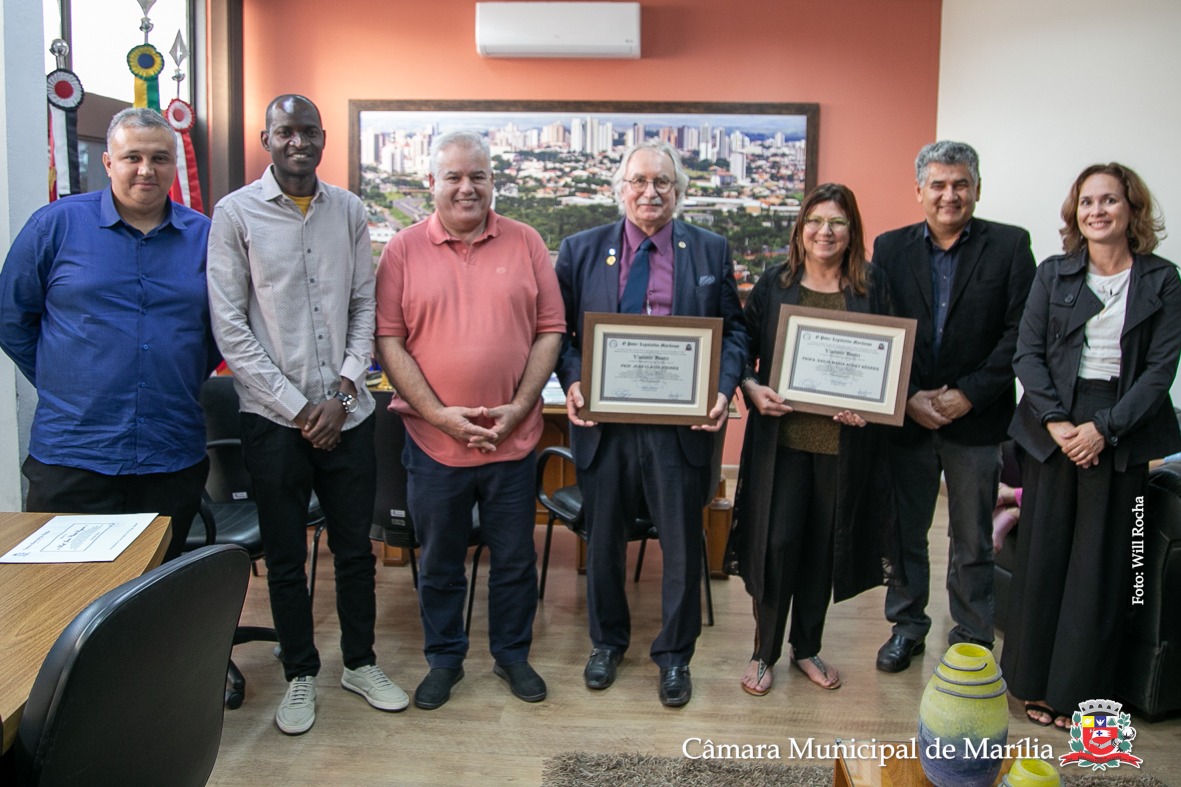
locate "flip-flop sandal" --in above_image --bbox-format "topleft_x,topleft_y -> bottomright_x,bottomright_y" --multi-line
1024,702 -> 1058,727
741,660 -> 773,696
793,655 -> 841,689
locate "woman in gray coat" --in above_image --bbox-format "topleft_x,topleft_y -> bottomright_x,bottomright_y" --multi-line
1003,163 -> 1181,727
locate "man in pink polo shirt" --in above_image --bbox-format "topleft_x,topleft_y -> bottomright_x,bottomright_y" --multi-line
375,130 -> 564,711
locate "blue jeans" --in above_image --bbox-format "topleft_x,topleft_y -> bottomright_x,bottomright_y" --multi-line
403,436 -> 538,669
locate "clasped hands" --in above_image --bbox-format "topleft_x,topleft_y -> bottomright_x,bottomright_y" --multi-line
294,398 -> 348,451
433,402 -> 529,453
906,386 -> 972,430
1047,420 -> 1105,467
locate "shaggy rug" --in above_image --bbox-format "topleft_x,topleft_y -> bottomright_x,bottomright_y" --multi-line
539,751 -> 1172,786
540,752 -> 830,786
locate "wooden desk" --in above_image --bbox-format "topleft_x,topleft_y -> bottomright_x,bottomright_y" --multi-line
0,512 -> 171,753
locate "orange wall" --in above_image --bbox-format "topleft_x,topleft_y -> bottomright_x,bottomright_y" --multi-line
239,0 -> 941,239
238,0 -> 943,463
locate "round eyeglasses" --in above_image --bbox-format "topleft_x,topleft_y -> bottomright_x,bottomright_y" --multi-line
626,176 -> 675,194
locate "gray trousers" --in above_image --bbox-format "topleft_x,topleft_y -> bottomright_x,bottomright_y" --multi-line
884,434 -> 1000,646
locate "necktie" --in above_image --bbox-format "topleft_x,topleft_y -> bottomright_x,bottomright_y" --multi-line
620,238 -> 654,314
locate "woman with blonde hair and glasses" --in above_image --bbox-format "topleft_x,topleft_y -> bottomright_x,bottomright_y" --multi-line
726,183 -> 902,696
1003,163 -> 1181,727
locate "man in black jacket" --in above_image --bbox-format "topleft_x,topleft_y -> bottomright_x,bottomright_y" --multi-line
871,141 -> 1035,671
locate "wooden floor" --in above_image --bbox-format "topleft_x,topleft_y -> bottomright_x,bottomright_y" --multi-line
208,486 -> 1181,786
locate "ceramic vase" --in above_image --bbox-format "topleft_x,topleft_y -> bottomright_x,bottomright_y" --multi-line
1001,758 -> 1061,786
917,643 -> 1009,787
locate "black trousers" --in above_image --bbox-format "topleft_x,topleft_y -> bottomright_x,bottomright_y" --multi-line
239,413 -> 377,681
1001,379 -> 1144,712
752,446 -> 837,665
579,424 -> 710,669
23,454 -> 209,562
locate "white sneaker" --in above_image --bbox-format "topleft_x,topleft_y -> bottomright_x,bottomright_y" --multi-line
275,676 -> 316,735
341,664 -> 410,711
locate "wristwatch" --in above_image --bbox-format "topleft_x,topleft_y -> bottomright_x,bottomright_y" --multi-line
333,390 -> 358,414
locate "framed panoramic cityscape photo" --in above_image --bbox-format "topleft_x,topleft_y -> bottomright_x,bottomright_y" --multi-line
349,100 -> 819,285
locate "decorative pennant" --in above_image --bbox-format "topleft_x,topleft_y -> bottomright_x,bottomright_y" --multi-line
166,98 -> 203,213
128,43 -> 164,110
46,40 -> 84,201
164,31 -> 203,212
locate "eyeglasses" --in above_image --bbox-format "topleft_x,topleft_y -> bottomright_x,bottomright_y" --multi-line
626,176 -> 675,194
803,215 -> 851,232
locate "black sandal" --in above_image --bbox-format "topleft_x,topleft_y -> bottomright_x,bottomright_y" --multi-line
1024,702 -> 1058,727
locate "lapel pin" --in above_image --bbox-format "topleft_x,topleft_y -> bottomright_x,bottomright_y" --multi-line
606,255 -> 617,266
678,241 -> 687,249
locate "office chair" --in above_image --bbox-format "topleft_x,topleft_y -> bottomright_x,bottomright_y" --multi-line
191,375 -> 328,593
535,445 -> 714,625
15,545 -> 250,787
186,375 -> 325,708
371,390 -> 487,635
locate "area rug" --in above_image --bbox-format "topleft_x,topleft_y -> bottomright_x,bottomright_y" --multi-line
539,752 -> 1172,786
1061,776 -> 1170,787
540,752 -> 831,787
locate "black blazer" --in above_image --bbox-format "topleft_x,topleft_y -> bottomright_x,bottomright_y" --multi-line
730,265 -> 901,603
1009,251 -> 1181,471
872,217 -> 1036,445
554,219 -> 748,469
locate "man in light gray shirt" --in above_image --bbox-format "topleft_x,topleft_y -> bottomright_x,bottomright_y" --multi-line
208,94 -> 405,735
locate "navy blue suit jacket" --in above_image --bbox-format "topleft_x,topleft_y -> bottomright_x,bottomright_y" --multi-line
555,219 -> 748,468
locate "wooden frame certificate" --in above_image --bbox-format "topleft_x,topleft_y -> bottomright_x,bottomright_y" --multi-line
580,313 -> 723,425
766,305 -> 916,426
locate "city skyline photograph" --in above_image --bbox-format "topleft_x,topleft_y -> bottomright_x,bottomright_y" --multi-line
350,101 -> 819,284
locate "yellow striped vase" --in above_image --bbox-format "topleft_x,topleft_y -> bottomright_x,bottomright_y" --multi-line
917,643 -> 1009,787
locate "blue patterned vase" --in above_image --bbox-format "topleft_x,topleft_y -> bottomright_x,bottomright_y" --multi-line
917,643 -> 1009,787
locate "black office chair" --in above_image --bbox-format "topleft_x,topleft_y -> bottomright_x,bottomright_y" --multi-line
15,545 -> 250,787
535,445 -> 714,625
191,375 -> 328,594
186,375 -> 326,708
371,390 -> 487,635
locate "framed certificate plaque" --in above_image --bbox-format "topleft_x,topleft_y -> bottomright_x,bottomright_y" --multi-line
766,305 -> 917,426
579,313 -> 723,426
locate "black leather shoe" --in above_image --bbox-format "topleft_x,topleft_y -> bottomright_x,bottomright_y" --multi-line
876,634 -> 925,673
494,661 -> 547,702
414,667 -> 464,710
584,648 -> 623,690
658,665 -> 692,707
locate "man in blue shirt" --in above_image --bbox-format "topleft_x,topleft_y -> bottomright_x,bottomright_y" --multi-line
0,107 -> 217,561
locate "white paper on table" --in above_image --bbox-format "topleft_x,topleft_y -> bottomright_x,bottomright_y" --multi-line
0,513 -> 158,563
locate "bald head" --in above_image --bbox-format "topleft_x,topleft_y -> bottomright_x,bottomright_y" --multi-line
265,94 -> 321,132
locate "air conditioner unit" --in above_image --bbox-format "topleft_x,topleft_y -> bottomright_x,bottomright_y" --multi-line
475,2 -> 641,59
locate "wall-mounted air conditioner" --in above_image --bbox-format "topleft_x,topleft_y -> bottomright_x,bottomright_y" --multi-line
475,2 -> 641,59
